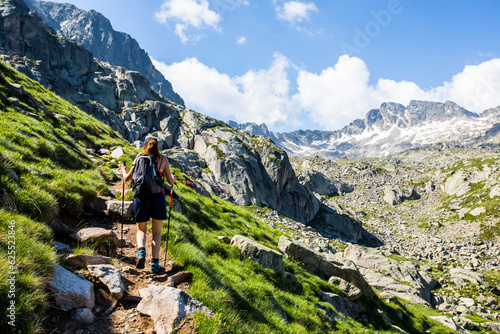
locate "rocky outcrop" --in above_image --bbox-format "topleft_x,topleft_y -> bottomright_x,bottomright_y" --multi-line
344,245 -> 437,305
443,171 -> 470,196
137,285 -> 214,334
383,185 -> 420,205
25,0 -> 184,105
278,236 -> 374,297
49,265 -> 95,311
231,235 -> 283,273
106,199 -> 133,218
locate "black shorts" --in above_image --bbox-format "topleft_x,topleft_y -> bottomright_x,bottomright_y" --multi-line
134,192 -> 167,222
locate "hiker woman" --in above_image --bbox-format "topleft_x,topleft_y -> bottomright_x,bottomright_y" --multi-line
121,136 -> 176,274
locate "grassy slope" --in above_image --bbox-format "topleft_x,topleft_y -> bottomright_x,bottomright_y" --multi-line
0,60 -> 457,333
0,60 -> 127,332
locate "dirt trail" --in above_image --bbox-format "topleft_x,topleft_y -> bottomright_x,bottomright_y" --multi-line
42,179 -> 195,334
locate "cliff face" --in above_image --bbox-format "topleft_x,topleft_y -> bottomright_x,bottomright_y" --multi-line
24,0 -> 184,105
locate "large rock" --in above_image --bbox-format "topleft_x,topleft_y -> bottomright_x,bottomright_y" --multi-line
137,285 -> 214,334
71,227 -> 121,247
65,254 -> 111,268
344,245 -> 437,305
383,185 -> 420,205
278,236 -> 374,297
450,269 -> 484,285
443,171 -> 470,196
328,276 -> 362,301
298,170 -> 353,196
87,264 -> 125,300
320,292 -> 366,319
320,206 -> 363,241
49,265 -> 95,310
231,235 -> 283,274
106,200 -> 134,218
430,316 -> 468,333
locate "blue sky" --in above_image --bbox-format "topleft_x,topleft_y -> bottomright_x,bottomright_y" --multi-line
42,0 -> 500,132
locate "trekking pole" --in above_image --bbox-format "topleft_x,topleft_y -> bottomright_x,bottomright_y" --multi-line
120,165 -> 125,258
164,184 -> 174,267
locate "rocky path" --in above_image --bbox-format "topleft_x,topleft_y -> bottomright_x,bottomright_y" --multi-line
42,178 -> 197,334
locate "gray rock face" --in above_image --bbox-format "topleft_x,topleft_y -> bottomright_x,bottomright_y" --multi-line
137,285 -> 214,334
71,227 -> 121,247
231,235 -> 283,274
278,236 -> 374,297
49,265 -> 95,311
443,171 -> 470,196
320,292 -> 366,319
25,0 -> 183,105
87,264 -> 125,300
182,111 -> 321,224
344,245 -> 437,305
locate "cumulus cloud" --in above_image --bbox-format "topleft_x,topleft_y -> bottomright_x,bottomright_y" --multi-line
151,53 -> 299,126
276,1 -> 318,24
154,53 -> 500,131
155,0 -> 220,43
237,36 -> 247,44
295,56 -> 500,129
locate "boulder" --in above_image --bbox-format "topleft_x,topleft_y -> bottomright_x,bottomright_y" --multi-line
360,268 -> 430,306
328,276 -> 362,301
71,227 -> 121,247
49,265 -> 95,311
482,322 -> 500,332
65,254 -> 111,268
383,185 -> 420,206
278,236 -> 374,297
106,200 -> 134,218
87,264 -> 125,300
430,316 -> 467,333
166,271 -> 193,286
298,170 -> 353,196
320,292 -> 366,319
110,147 -> 126,159
231,235 -> 284,274
344,245 -> 437,304
469,207 -> 486,216
137,285 -> 214,334
320,206 -> 363,242
443,171 -> 470,196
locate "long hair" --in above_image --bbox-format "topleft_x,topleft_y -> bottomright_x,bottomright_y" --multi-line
144,139 -> 161,160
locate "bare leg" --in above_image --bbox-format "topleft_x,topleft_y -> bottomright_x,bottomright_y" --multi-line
136,221 -> 148,249
151,219 -> 164,259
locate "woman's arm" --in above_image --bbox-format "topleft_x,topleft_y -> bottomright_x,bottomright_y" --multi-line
120,162 -> 134,181
161,156 -> 176,186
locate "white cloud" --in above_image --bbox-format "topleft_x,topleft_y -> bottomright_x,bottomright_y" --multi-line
151,53 -> 299,126
153,53 -> 500,131
295,56 -> 500,129
276,1 -> 318,24
155,0 -> 220,43
237,36 -> 247,44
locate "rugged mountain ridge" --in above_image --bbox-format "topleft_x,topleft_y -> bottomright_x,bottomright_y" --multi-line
24,0 -> 184,106
232,100 -> 500,158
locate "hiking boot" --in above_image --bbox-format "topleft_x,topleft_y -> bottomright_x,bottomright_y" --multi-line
136,249 -> 146,269
151,259 -> 165,274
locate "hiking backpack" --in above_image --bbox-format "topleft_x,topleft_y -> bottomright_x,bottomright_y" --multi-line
131,155 -> 163,199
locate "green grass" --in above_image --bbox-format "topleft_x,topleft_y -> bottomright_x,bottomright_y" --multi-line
0,209 -> 57,333
158,180 -> 457,333
0,60 -> 128,332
